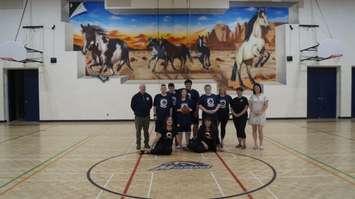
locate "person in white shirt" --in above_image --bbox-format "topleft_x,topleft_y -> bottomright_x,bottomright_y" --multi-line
248,83 -> 269,150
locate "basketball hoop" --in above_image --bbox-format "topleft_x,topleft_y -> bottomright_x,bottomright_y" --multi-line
318,38 -> 343,61
0,41 -> 27,62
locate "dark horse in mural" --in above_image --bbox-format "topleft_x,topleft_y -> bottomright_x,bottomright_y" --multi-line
231,9 -> 270,87
147,38 -> 192,73
195,35 -> 211,69
81,24 -> 133,76
147,38 -> 176,72
159,39 -> 193,73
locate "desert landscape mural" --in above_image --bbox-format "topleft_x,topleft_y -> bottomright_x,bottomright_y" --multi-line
70,1 -> 288,89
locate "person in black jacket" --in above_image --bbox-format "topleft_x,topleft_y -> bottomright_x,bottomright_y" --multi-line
130,84 -> 153,150
188,117 -> 222,153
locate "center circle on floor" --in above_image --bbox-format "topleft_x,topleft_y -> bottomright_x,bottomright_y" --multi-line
87,151 -> 277,199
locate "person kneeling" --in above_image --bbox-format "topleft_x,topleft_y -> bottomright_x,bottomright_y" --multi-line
146,117 -> 175,155
188,117 -> 222,153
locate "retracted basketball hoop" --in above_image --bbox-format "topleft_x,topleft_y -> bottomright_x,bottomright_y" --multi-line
299,24 -> 343,62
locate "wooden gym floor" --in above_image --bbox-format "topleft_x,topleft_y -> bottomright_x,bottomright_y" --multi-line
0,120 -> 354,199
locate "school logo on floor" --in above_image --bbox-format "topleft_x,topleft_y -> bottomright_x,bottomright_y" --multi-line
149,161 -> 212,171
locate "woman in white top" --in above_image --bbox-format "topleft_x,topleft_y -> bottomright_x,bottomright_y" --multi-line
249,83 -> 269,150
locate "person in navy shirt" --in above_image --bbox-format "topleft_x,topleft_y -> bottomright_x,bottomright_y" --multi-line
199,84 -> 220,125
167,82 -> 179,147
175,88 -> 193,149
217,87 -> 232,148
178,79 -> 200,137
130,84 -> 153,150
153,84 -> 173,134
167,82 -> 178,122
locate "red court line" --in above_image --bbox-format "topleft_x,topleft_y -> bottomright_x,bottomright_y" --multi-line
120,153 -> 143,199
215,152 -> 254,199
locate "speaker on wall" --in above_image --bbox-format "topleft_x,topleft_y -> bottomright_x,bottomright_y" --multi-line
287,56 -> 293,62
50,57 -> 57,63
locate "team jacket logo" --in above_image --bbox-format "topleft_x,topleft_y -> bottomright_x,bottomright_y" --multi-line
160,99 -> 168,108
219,99 -> 226,108
149,161 -> 212,171
207,98 -> 215,107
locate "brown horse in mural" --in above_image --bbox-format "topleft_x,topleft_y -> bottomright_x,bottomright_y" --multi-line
158,39 -> 193,73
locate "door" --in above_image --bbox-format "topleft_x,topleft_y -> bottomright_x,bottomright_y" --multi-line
352,67 -> 355,117
8,69 -> 39,121
307,67 -> 337,118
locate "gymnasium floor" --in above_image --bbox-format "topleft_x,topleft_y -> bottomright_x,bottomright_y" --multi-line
0,120 -> 354,199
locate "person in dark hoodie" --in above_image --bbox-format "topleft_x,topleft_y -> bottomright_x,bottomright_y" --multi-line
130,84 -> 153,150
188,117 -> 222,153
146,116 -> 175,155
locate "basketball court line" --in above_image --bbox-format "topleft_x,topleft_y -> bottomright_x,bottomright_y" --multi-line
201,153 -> 226,197
0,135 -> 92,195
265,136 -> 355,185
210,171 -> 225,197
95,173 -> 114,199
0,130 -> 42,144
147,172 -> 154,198
0,125 -> 58,145
289,122 -> 355,141
120,153 -> 143,199
304,126 -> 355,141
249,171 -> 279,199
215,152 -> 254,199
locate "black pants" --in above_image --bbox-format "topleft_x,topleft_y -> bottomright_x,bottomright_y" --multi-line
217,115 -> 229,141
151,139 -> 172,155
233,116 -> 247,139
188,138 -> 207,153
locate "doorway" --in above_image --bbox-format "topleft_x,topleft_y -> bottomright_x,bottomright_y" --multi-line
8,69 -> 39,121
307,67 -> 337,118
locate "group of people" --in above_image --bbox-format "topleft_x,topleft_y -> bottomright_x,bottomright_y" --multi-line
130,79 -> 269,155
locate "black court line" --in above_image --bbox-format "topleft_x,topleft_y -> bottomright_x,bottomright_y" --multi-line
87,151 -> 277,199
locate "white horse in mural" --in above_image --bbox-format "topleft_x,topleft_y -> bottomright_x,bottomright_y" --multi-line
231,9 -> 270,87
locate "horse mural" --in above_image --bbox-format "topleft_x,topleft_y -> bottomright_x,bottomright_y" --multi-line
147,37 -> 176,72
81,24 -> 104,68
195,35 -> 211,69
147,38 -> 192,74
81,24 -> 133,77
231,9 -> 270,87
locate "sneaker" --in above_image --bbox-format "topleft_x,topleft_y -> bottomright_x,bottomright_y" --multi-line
253,146 -> 258,150
136,146 -> 141,150
241,145 -> 246,150
235,144 -> 242,148
176,145 -> 182,150
144,145 -> 151,150
259,145 -> 264,150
